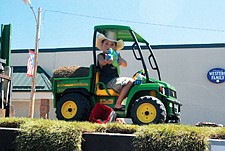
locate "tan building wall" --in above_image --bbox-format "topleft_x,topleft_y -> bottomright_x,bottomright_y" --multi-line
11,45 -> 225,125
154,47 -> 225,125
11,92 -> 56,119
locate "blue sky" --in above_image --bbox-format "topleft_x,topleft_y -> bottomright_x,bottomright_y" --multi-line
1,0 -> 225,49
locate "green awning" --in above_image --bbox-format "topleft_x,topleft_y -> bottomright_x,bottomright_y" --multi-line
94,25 -> 148,43
12,66 -> 51,92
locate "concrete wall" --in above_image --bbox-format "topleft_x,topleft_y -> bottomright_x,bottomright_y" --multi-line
11,45 -> 225,125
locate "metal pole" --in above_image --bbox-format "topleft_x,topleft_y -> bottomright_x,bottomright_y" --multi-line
28,7 -> 42,118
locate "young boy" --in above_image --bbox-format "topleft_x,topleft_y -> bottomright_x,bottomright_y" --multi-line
96,31 -> 134,110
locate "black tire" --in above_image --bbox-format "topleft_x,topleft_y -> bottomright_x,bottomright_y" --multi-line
56,93 -> 91,121
131,96 -> 166,125
167,116 -> 181,124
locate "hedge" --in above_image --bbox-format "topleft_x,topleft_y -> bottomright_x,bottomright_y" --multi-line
0,118 -> 225,151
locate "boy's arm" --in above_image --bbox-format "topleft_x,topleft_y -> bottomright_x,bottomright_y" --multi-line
98,54 -> 112,68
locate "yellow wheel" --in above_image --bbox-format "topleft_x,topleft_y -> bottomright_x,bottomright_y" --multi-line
131,96 -> 166,125
56,93 -> 91,121
136,103 -> 157,123
61,100 -> 77,119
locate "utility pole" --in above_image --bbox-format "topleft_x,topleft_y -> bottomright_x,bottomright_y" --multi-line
28,7 -> 42,118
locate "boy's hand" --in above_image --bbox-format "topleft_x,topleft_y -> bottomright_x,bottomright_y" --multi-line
106,59 -> 113,64
118,55 -> 127,67
105,54 -> 113,64
106,53 -> 113,61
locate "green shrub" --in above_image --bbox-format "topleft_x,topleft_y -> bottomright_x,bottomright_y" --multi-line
95,122 -> 138,134
133,124 -> 208,151
15,120 -> 82,151
0,117 -> 30,128
0,118 -> 225,151
208,127 -> 225,139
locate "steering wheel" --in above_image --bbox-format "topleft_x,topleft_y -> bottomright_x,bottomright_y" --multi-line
132,69 -> 147,80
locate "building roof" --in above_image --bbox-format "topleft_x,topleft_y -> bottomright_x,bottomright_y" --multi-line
12,43 -> 225,53
12,66 -> 51,92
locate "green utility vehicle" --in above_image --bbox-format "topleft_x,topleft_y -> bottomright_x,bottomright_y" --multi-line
52,25 -> 182,125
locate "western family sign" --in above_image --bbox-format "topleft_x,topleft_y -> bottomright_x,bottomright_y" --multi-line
207,68 -> 225,84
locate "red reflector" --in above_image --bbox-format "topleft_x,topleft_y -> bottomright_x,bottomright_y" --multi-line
159,86 -> 163,93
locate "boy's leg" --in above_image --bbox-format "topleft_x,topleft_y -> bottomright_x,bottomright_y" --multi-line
114,81 -> 133,109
